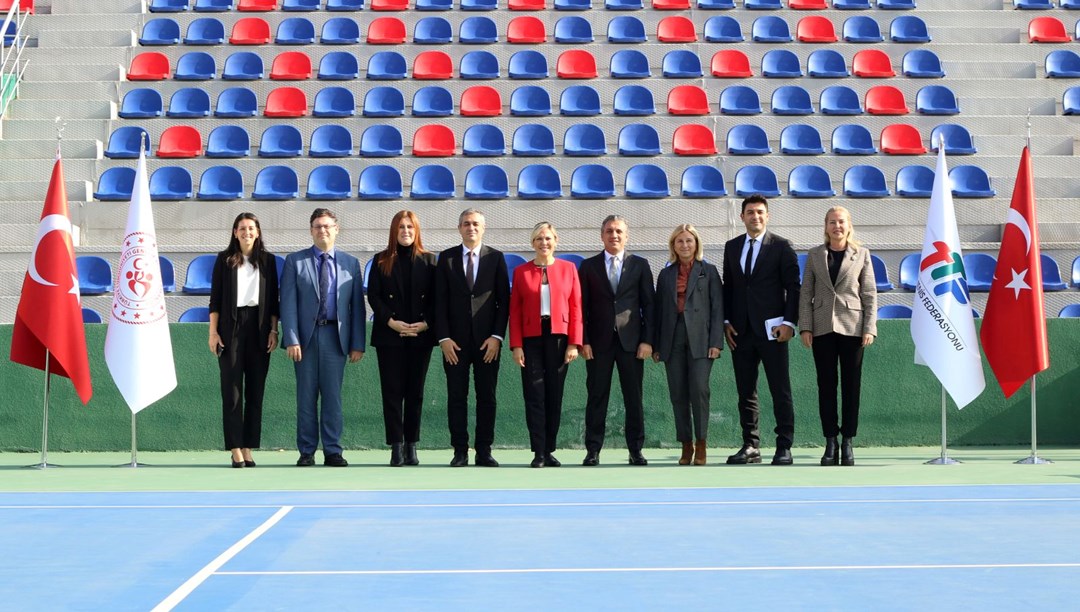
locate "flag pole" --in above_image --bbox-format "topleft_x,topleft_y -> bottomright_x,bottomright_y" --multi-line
1016,375 -> 1052,464
926,384 -> 960,465
28,350 -> 58,469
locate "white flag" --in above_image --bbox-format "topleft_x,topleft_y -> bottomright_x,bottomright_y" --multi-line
104,148 -> 177,413
910,144 -> 985,409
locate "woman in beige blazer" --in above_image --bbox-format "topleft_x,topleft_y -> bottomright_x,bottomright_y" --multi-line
798,207 -> 877,467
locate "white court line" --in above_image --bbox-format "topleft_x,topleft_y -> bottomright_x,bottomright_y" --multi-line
151,506 -> 293,612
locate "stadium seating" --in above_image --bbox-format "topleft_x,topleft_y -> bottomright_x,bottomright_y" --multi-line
94,168 -> 136,200
510,86 -> 552,116
561,85 -> 601,116
464,165 -> 510,199
413,51 -> 454,80
318,51 -> 358,80
105,127 -> 150,159
1046,49 -> 1080,77
608,16 -> 647,43
895,165 -> 935,197
128,52 -> 170,80
771,85 -> 814,115
880,124 -> 927,154
762,49 -> 803,78
720,85 -> 763,115
780,124 -> 825,155
259,125 -> 304,157
902,49 -> 945,78
746,0 -> 783,11
119,88 -> 163,118
321,17 -> 360,44
1028,16 -> 1070,42
358,165 -> 404,200
916,85 -> 960,114
149,166 -> 193,200
555,254 -> 585,268
704,16 -> 744,43
516,165 -> 563,199
362,86 -> 402,117
610,49 -> 651,78
222,51 -> 264,79
413,86 -> 453,117
416,0 -> 451,7
167,87 -> 210,117
264,86 -> 308,116
949,165 -> 996,197
613,85 -> 655,115
618,124 -> 662,156
853,49 -> 895,78
230,17 -> 271,44
82,308 -> 103,324
509,50 -> 549,79
624,164 -> 669,198
790,0 -> 826,7
866,85 -> 909,114
462,124 -> 506,156
570,164 -> 615,198
194,0 -> 235,10
367,17 -> 405,44
877,305 -> 912,319
697,0 -> 735,7
283,0 -> 320,9
672,124 -> 717,155
413,124 -> 456,157
157,125 -> 203,157
843,165 -> 890,198
460,17 -> 498,44
1064,87 -> 1080,114
662,50 -> 702,77
832,124 -> 877,155
140,18 -> 181,45
76,257 -> 112,295
198,166 -> 245,199
513,124 -> 555,156
277,17 -> 316,44
555,16 -> 592,43
252,165 -> 300,200
460,86 -> 502,116
367,51 -> 407,79
667,85 -> 709,115
558,50 -> 598,78
460,51 -> 500,80
821,85 -> 863,115
891,15 -> 931,42
206,125 -> 251,157
681,166 -> 727,198
238,0 -> 277,11
563,124 -> 607,156
306,165 -> 352,200
414,17 -> 452,44
1042,254 -> 1068,291
930,124 -> 976,155
711,50 -> 753,78
410,165 -> 456,199
787,165 -> 835,198
150,0 -> 190,11
963,253 -> 996,292
503,254 -> 528,285
843,16 -> 883,43
1058,305 -> 1080,318
657,16 -> 696,42
797,16 -> 838,43
871,255 -> 894,292
309,125 -> 354,157
270,51 -> 311,79
507,16 -> 546,44
877,0 -> 916,8
808,50 -> 850,78
727,124 -> 771,155
214,87 -> 257,118
174,51 -> 216,80
182,255 -> 217,295
752,16 -> 792,42
734,165 -> 781,198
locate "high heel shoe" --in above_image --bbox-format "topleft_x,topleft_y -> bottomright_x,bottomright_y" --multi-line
693,439 -> 707,466
678,441 -> 694,466
840,437 -> 855,466
390,443 -> 404,467
821,437 -> 839,466
231,460 -> 244,469
404,442 -> 419,466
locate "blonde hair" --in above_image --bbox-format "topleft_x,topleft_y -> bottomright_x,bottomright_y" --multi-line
530,221 -> 558,242
667,224 -> 704,263
822,206 -> 861,248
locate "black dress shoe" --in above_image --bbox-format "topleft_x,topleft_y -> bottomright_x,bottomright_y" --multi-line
450,449 -> 469,467
771,447 -> 794,466
390,443 -> 404,467
821,437 -> 839,466
232,460 -> 245,469
296,453 -> 315,467
841,437 -> 855,466
530,453 -> 545,468
474,453 -> 499,467
244,460 -> 256,468
628,450 -> 648,466
582,450 -> 600,466
726,445 -> 762,465
544,453 -> 561,467
324,453 -> 348,467
404,442 -> 420,466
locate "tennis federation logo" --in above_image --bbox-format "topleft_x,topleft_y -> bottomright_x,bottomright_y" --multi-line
919,241 -> 970,305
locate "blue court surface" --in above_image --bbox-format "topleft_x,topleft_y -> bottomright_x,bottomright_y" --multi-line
2,484 -> 1078,610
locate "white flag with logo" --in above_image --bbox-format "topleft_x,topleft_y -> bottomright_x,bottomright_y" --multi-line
910,144 -> 985,409
104,148 -> 177,413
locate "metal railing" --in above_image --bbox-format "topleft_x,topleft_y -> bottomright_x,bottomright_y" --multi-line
0,1 -> 30,122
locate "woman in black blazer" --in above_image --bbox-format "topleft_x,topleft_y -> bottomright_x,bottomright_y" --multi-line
208,212 -> 280,469
368,210 -> 437,467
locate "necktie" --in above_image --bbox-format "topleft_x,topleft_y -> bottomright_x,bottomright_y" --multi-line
608,256 -> 620,293
318,252 -> 330,321
743,238 -> 755,278
465,250 -> 475,292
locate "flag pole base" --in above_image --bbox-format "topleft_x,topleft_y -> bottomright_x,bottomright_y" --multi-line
925,456 -> 961,465
1014,455 -> 1053,465
114,461 -> 149,468
24,462 -> 61,469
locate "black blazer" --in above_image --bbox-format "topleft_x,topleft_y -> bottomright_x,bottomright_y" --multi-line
579,252 -> 656,352
208,250 -> 280,346
655,259 -> 724,360
722,231 -> 801,338
367,250 -> 437,348
433,244 -> 510,349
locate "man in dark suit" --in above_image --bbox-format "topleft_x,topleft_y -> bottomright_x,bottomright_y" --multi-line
722,195 -> 801,466
280,208 -> 366,468
433,209 -> 510,468
579,215 -> 656,466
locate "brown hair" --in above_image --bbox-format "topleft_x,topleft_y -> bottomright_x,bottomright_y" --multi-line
377,210 -> 427,277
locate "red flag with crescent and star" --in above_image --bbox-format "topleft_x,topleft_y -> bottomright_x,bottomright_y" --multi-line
980,146 -> 1050,398
9,156 -> 93,404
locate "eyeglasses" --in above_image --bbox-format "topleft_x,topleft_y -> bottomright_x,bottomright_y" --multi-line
311,223 -> 337,231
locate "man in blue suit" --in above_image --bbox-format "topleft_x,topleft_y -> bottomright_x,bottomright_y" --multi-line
280,208 -> 366,467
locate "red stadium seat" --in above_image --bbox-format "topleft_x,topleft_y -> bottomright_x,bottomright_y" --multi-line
508,0 -> 545,9
157,126 -> 203,158
413,51 -> 454,80
507,16 -> 546,43
657,16 -> 697,43
270,51 -> 312,79
370,0 -> 409,9
880,124 -> 927,155
368,17 -> 406,44
128,52 -> 170,81
230,18 -> 271,45
797,16 -> 837,43
853,49 -> 895,78
711,50 -> 753,78
865,85 -> 909,115
238,0 -> 277,10
460,86 -> 502,116
672,125 -> 717,156
1029,17 -> 1070,43
557,50 -> 597,78
265,86 -> 308,117
789,0 -> 826,8
413,125 -> 457,157
0,0 -> 34,14
667,85 -> 710,116
653,0 -> 690,8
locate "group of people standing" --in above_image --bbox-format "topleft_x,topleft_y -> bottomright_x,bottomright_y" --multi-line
206,196 -> 878,470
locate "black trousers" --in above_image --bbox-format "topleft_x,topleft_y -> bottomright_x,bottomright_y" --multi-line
584,341 -> 645,453
731,327 -> 795,449
376,343 -> 433,445
811,332 -> 865,438
219,307 -> 269,450
520,320 -> 568,454
445,339 -> 500,453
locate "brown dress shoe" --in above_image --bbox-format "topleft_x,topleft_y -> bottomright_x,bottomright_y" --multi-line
693,439 -> 707,465
679,441 -> 694,465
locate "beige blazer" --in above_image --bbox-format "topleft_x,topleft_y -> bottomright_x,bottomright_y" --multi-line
798,244 -> 878,338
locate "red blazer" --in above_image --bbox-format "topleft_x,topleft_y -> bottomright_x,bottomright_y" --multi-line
509,259 -> 583,348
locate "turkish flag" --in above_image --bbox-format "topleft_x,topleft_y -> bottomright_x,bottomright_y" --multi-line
980,146 -> 1050,398
9,157 -> 93,404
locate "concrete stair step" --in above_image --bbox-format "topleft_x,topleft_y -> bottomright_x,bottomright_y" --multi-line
7,99 -> 113,120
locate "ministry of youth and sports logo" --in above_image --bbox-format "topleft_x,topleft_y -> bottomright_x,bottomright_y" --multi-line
112,231 -> 166,325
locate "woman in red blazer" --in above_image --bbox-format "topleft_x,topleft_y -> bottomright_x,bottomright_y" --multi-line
510,222 -> 583,468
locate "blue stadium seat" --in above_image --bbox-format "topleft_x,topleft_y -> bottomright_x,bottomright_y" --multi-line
318,51 -> 359,79
183,255 -> 217,295
902,49 -> 944,78
1040,254 -> 1066,291
362,86 -> 403,117
752,16 -> 792,42
510,86 -> 552,116
414,16 -> 452,44
808,49 -> 850,78
149,166 -> 193,200
1046,49 -> 1080,78
309,125 -> 353,157
314,86 -> 356,117
832,124 -> 877,154
704,15 -> 744,42
461,0 -> 497,8
358,165 -> 403,200
780,124 -> 824,156
82,308 -> 103,323
916,85 -> 959,115
745,0 -> 782,8
561,85 -> 600,116
606,0 -> 643,8
105,126 -> 150,159
681,165 -> 727,198
930,124 -> 976,155
843,165 -> 890,198
625,164 -> 669,198
843,16 -> 882,42
877,305 -> 912,319
1064,0 -> 1080,8
277,17 -> 315,44
283,0 -> 320,9
76,256 -> 113,295
1059,304 -> 1080,318
890,15 -> 930,42
464,165 -> 509,199
215,86 -> 257,117
896,252 -> 920,290
771,85 -> 814,115
412,86 -> 453,117
571,164 -> 615,199
327,0 -> 365,9
720,85 -> 762,115
459,17 -> 498,44
555,254 -> 586,268
410,165 -> 456,199
259,125 -> 303,157
174,51 -> 216,80
517,164 -> 563,199
194,0 -> 234,10
563,124 -> 607,156
895,165 -> 934,197
167,87 -> 211,117
1064,86 -> 1080,114
877,0 -> 916,8
618,124 -> 661,155
662,50 -> 702,78
871,254 -> 894,292
820,86 -> 863,116
206,125 -> 250,157
367,51 -> 407,80
834,0 -> 871,8
197,166 -> 244,199
462,124 -> 506,156
321,17 -> 361,44
509,50 -> 549,79
252,165 -> 299,200
140,18 -> 181,45
222,51 -> 263,80
734,165 -> 781,197
512,124 -> 556,156
555,0 -> 591,8
460,51 -> 499,80
613,85 -> 655,115
762,50 -> 803,78
698,0 -> 735,7
555,16 -> 593,43
150,0 -> 191,11
306,165 -> 351,200
787,165 -> 835,198
503,254 -> 528,286
118,88 -> 163,118
360,125 -> 403,157
727,124 -> 771,155
608,16 -> 647,43
949,165 -> 996,198
611,49 -> 651,78
417,0 -> 451,6
963,253 -> 996,292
